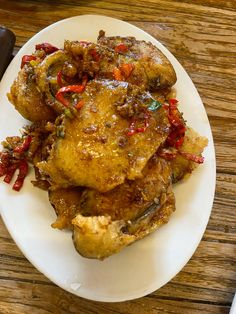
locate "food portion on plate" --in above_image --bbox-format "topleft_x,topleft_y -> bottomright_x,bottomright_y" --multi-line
0,31 -> 208,259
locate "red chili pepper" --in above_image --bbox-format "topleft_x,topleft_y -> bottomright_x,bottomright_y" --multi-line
56,85 -> 85,107
113,67 -> 123,81
75,99 -> 84,110
0,164 -> 7,177
113,63 -> 134,81
120,63 -> 134,78
169,98 -> 178,106
12,160 -> 29,191
175,136 -> 185,149
178,151 -> 204,164
35,43 -> 59,54
158,150 -> 177,160
127,120 -> 137,136
0,152 -> 10,167
115,43 -> 128,53
158,147 -> 204,164
57,70 -> 64,87
127,113 -> 150,136
89,49 -> 100,62
3,163 -> 19,184
14,136 -> 32,154
165,98 -> 186,149
21,55 -> 37,68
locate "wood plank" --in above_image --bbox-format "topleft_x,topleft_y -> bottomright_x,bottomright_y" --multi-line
0,280 -> 231,314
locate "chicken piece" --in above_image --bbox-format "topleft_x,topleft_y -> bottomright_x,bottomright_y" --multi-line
38,80 -> 170,192
97,31 -> 177,89
72,156 -> 175,259
49,187 -> 83,230
7,64 -> 56,122
170,127 -> 208,183
64,35 -> 176,91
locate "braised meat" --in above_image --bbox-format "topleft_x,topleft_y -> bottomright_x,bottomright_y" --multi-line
8,34 -> 177,123
64,35 -> 176,91
72,155 -> 175,259
2,32 -> 208,260
97,31 -> 177,90
49,187 -> 83,230
47,155 -> 175,259
38,80 -> 170,192
7,64 -> 56,122
79,155 -> 172,221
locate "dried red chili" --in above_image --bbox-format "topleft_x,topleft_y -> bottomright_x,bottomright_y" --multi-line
0,152 -> 10,177
115,43 -> 128,53
158,149 -> 177,160
75,99 -> 84,110
165,98 -> 186,149
56,85 -> 85,108
89,48 -> 100,62
21,55 -> 37,68
113,63 -> 134,81
158,147 -> 204,164
12,160 -> 29,191
0,152 -> 10,167
0,165 -> 7,177
35,43 -> 59,54
175,136 -> 185,149
57,70 -> 64,87
120,63 -> 134,78
0,134 -> 32,191
14,136 -> 32,154
3,163 -> 19,184
178,151 -> 204,164
127,112 -> 150,136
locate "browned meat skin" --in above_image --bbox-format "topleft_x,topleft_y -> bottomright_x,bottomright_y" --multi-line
72,192 -> 175,259
72,156 -> 175,259
64,40 -> 145,85
38,80 -> 170,192
49,187 -> 83,230
72,215 -> 136,259
8,36 -> 175,123
64,37 -> 176,91
7,64 -> 56,122
79,155 -> 173,222
97,32 -> 177,89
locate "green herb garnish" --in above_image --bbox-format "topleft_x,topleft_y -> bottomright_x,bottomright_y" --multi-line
148,99 -> 162,111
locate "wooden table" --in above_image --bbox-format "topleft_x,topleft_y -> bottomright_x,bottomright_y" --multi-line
0,1 -> 235,313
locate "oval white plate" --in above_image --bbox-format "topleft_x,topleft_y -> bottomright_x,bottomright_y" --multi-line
0,15 -> 216,302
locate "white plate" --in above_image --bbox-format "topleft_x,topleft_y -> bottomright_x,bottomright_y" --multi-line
0,15 -> 216,302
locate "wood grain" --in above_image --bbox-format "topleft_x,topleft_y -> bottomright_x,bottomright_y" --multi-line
0,0 -> 236,313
